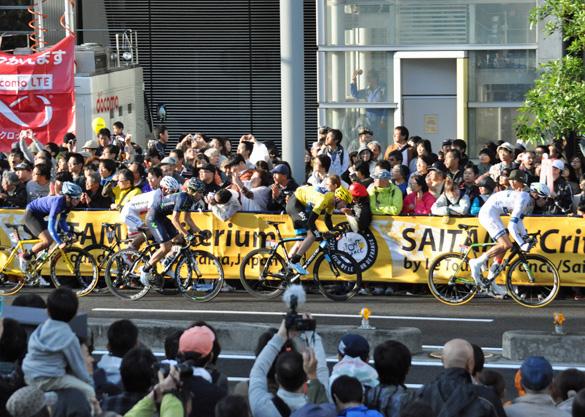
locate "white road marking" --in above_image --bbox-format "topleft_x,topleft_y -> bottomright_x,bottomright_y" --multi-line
92,307 -> 494,323
423,344 -> 503,352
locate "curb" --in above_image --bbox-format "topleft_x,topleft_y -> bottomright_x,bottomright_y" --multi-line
503,330 -> 585,362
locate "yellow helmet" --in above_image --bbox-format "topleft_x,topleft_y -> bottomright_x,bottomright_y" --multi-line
335,186 -> 353,204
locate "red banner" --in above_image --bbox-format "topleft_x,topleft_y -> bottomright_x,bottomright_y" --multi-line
0,36 -> 75,152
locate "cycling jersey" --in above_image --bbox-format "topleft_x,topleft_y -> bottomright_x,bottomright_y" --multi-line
294,186 -> 335,215
121,189 -> 163,232
25,195 -> 70,244
478,190 -> 533,245
159,192 -> 196,215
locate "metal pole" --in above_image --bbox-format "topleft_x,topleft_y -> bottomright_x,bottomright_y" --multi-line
280,0 -> 305,184
36,0 -> 45,49
115,33 -> 120,67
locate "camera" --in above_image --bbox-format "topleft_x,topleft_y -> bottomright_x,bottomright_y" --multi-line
284,287 -> 316,331
152,362 -> 193,380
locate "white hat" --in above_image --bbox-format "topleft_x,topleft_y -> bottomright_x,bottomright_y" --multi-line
551,159 -> 565,170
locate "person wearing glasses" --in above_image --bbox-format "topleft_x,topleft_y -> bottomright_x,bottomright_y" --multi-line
103,169 -> 142,210
367,170 -> 403,215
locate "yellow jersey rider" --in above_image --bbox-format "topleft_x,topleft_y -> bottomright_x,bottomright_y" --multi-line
285,175 -> 352,274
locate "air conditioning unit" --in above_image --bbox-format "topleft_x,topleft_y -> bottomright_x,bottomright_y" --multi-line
75,43 -> 108,75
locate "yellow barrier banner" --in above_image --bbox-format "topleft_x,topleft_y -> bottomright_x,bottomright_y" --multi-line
0,210 -> 583,286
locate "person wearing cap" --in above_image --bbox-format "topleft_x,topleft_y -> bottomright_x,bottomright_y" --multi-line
469,170 -> 551,297
330,334 -> 379,390
431,176 -> 470,216
425,164 -> 447,199
224,154 -> 255,189
367,169 -> 403,215
505,356 -> 567,417
470,176 -> 497,216
545,159 -> 573,215
340,182 -> 372,232
249,315 -> 328,417
198,163 -> 221,196
348,127 -> 374,154
0,170 -> 27,208
268,163 -> 299,212
416,338 -> 505,417
485,142 -> 518,182
177,326 -> 227,416
160,156 -> 184,184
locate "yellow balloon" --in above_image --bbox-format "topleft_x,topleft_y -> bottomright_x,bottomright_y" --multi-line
92,117 -> 107,135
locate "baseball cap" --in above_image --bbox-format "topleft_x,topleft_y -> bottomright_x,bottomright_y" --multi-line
338,334 -> 370,358
6,386 -> 46,417
372,169 -> 391,180
82,139 -> 99,149
509,169 -> 527,183
200,163 -> 217,173
179,326 -> 215,356
357,127 -> 373,136
520,356 -> 553,391
428,162 -> 447,174
442,139 -> 453,147
358,145 -> 372,155
160,156 -> 177,166
497,142 -> 514,153
271,164 -> 290,176
551,159 -> 565,171
14,162 -> 32,171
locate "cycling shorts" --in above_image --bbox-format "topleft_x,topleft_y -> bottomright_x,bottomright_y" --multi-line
148,214 -> 178,244
23,210 -> 47,236
479,209 -> 508,241
286,194 -> 314,236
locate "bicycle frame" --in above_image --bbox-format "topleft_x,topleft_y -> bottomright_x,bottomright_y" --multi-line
0,238 -> 75,276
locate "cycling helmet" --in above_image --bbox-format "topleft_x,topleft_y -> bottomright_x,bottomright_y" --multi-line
187,178 -> 205,193
160,176 -> 180,193
349,182 -> 368,198
61,182 -> 82,199
529,182 -> 551,198
335,186 -> 353,204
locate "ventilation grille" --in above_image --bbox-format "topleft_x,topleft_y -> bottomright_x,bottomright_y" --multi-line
101,0 -> 317,152
397,3 -> 468,44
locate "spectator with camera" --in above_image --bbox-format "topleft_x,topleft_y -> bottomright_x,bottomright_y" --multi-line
176,325 -> 227,417
268,164 -> 299,213
249,289 -> 329,417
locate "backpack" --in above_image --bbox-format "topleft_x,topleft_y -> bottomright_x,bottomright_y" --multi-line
365,385 -> 405,417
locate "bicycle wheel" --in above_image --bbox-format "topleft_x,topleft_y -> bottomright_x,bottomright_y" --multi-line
50,248 -> 98,297
314,250 -> 361,302
428,253 -> 477,306
84,244 -> 113,293
239,248 -> 287,298
104,248 -> 150,300
175,250 -> 224,302
506,254 -> 560,308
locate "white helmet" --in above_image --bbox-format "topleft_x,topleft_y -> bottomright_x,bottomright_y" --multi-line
160,176 -> 180,193
61,182 -> 83,198
529,182 -> 551,198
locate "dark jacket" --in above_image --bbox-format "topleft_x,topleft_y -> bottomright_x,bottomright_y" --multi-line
81,186 -> 113,209
0,184 -> 27,208
415,368 -> 504,417
183,375 -> 227,417
348,197 -> 373,232
0,362 -> 25,417
268,179 -> 299,213
547,178 -> 573,215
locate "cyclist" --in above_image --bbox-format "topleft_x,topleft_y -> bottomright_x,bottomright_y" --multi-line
139,176 -> 196,286
285,175 -> 352,275
469,170 -> 551,296
20,182 -> 83,272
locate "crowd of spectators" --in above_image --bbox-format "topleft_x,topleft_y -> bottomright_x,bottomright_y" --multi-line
3,289 -> 585,417
3,123 -> 583,220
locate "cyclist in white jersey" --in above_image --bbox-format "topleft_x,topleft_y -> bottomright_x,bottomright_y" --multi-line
470,169 -> 551,296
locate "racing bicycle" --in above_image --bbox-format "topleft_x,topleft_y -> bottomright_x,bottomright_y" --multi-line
0,228 -> 98,296
427,224 -> 560,308
104,231 -> 224,302
239,221 -> 362,301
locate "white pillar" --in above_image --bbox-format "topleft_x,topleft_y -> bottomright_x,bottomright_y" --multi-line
280,0 -> 305,183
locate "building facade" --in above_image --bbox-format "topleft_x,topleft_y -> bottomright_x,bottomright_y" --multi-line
317,0 -> 562,155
